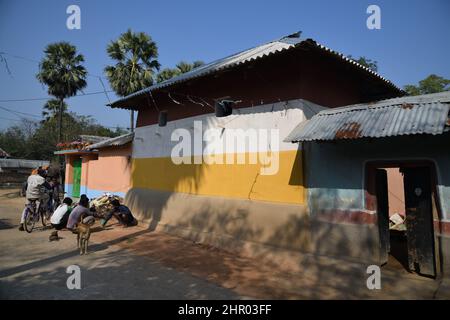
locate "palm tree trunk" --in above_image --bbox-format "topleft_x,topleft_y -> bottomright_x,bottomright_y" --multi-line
58,98 -> 64,143
58,98 -> 65,191
130,110 -> 135,132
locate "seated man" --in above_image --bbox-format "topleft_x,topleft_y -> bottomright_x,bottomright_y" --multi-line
50,197 -> 73,231
66,195 -> 93,231
101,199 -> 137,228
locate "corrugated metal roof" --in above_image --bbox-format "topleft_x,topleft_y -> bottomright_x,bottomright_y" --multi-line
87,132 -> 134,150
79,135 -> 110,144
284,92 -> 450,142
108,33 -> 402,109
53,149 -> 95,155
0,147 -> 10,158
0,159 -> 50,169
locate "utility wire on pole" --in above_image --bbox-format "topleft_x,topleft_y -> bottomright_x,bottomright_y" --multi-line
0,90 -> 115,102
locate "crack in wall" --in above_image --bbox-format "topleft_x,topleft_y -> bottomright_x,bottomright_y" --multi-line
248,172 -> 260,200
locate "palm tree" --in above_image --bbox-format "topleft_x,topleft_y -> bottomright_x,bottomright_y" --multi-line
36,42 -> 87,143
105,29 -> 160,132
41,99 -> 68,123
175,60 -> 204,74
156,68 -> 179,83
156,60 -> 204,83
346,55 -> 378,72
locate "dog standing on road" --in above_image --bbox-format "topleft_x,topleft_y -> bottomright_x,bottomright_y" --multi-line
76,216 -> 95,255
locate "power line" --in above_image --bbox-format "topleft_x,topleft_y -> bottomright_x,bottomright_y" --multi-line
0,104 -> 130,130
0,114 -> 129,130
0,54 -> 12,77
0,105 -> 42,118
98,77 -> 111,103
0,90 -> 115,102
0,116 -> 33,122
0,51 -> 114,103
0,51 -> 108,80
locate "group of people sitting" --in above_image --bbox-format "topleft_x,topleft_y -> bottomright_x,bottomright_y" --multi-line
19,167 -> 138,234
49,194 -> 138,232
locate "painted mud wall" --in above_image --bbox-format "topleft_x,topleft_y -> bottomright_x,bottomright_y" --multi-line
303,133 -> 450,269
386,168 -> 405,216
133,47 -> 401,128
65,145 -> 132,198
119,43 -> 401,264
64,155 -> 75,196
126,99 -> 326,255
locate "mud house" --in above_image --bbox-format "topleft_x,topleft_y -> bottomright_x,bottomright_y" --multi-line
285,92 -> 450,277
55,133 -> 133,199
107,33 -> 404,267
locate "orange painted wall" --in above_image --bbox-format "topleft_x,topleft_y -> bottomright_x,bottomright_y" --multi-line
84,145 -> 132,193
386,168 -> 405,217
80,155 -> 90,189
65,155 -> 75,184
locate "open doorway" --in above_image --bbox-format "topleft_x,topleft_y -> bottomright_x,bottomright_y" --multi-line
369,163 -> 438,278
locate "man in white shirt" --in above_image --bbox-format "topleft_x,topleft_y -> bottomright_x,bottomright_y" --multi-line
18,168 -> 52,231
50,197 -> 73,230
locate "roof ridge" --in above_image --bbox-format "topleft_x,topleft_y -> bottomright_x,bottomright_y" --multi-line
108,32 -> 403,109
319,91 -> 450,115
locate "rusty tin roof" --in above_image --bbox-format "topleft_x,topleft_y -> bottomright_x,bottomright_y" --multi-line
285,92 -> 450,142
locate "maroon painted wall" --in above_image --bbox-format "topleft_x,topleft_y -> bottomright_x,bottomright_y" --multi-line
132,46 -> 400,127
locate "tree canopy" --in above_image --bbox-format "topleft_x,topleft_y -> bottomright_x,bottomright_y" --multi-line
41,99 -> 68,123
36,42 -> 87,100
346,55 -> 378,72
404,74 -> 450,96
0,114 -> 123,160
156,60 -> 204,83
36,42 -> 87,142
105,29 -> 160,96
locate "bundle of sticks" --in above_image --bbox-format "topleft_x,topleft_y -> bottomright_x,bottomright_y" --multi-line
89,194 -> 124,218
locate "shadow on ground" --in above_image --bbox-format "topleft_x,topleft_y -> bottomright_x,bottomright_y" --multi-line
0,243 -> 239,300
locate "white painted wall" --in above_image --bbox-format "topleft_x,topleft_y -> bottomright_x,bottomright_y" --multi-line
133,99 -> 328,159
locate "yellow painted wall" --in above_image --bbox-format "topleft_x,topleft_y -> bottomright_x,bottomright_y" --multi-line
131,150 -> 304,204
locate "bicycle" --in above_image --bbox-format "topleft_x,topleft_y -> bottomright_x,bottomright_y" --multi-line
23,198 -> 52,233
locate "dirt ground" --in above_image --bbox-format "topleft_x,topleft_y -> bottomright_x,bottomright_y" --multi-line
1,188 -> 449,299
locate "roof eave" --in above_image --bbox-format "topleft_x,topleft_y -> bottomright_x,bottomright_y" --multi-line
107,36 -> 404,110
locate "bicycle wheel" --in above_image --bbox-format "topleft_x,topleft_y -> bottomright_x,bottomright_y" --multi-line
24,208 -> 36,233
41,207 -> 52,227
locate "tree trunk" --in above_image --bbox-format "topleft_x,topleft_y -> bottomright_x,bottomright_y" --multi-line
58,98 -> 64,143
58,98 -> 65,192
130,110 -> 135,132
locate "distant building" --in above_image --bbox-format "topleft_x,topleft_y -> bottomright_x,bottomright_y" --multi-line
55,133 -> 133,199
0,158 -> 50,187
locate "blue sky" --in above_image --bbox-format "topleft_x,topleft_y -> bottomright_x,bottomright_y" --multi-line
0,0 -> 449,131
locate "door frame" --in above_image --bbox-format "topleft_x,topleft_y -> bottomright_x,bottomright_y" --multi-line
365,160 -> 443,277
72,157 -> 82,198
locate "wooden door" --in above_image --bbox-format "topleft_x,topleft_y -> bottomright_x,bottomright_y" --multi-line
376,169 -> 390,265
72,158 -> 82,198
402,166 -> 435,277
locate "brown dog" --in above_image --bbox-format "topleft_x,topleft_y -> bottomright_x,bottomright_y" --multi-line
76,216 -> 95,255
